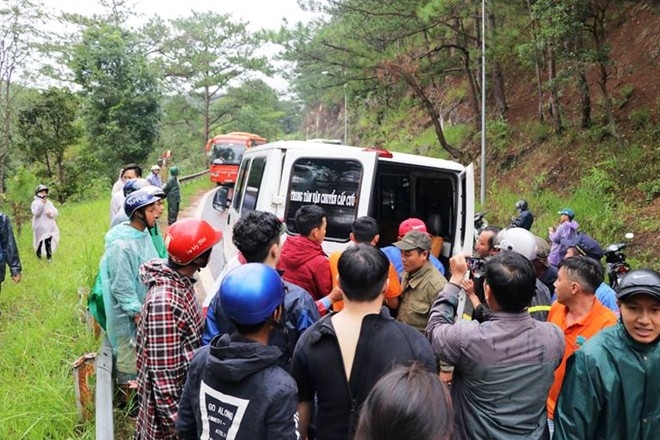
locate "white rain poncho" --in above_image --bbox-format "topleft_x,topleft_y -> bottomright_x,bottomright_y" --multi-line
100,223 -> 158,378
31,196 -> 60,256
109,190 -> 125,221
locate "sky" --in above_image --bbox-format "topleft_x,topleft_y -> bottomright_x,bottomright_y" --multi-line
44,0 -> 318,30
38,0 -> 323,92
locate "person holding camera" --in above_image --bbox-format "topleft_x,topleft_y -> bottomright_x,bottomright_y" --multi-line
463,228 -> 553,323
461,226 -> 501,322
426,252 -> 564,440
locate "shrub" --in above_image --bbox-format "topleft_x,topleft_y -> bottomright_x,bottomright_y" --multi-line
638,179 -> 660,202
628,108 -> 652,129
487,119 -> 510,153
529,121 -> 552,143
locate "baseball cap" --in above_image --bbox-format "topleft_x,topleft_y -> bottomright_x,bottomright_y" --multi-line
616,269 -> 660,301
567,233 -> 604,260
151,165 -> 160,171
393,230 -> 432,251
399,218 -> 428,236
558,208 -> 575,219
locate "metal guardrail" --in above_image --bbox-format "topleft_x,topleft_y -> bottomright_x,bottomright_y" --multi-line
96,336 -> 114,440
179,169 -> 209,183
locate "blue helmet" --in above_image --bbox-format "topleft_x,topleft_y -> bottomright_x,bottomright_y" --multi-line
124,185 -> 165,218
122,178 -> 151,197
220,263 -> 285,325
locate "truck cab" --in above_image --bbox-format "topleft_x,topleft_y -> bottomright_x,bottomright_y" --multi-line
220,140 -> 474,266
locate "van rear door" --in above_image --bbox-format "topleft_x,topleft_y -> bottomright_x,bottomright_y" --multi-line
278,148 -> 378,254
223,150 -> 274,260
457,163 -> 475,254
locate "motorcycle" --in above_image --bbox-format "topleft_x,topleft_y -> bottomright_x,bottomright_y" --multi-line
604,232 -> 634,290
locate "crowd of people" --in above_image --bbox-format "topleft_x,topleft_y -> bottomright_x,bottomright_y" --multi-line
5,175 -> 656,439
117,196 -> 660,440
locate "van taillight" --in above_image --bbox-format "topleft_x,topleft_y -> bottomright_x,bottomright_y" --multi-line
362,147 -> 393,158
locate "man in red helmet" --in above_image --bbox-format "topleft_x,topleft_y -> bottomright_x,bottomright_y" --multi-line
135,218 -> 223,440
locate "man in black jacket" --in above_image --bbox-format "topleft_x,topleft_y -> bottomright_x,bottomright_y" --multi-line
176,263 -> 298,440
291,244 -> 437,440
0,211 -> 21,315
512,199 -> 534,230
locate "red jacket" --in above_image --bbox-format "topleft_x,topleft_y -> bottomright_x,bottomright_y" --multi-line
277,235 -> 332,301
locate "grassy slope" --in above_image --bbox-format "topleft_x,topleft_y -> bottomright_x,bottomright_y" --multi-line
0,178 -> 211,439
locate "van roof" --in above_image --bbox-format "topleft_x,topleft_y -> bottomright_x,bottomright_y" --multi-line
248,140 -> 466,171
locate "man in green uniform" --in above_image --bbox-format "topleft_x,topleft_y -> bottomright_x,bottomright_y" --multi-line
163,166 -> 181,225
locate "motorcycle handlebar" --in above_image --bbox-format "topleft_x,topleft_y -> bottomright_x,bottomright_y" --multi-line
605,242 -> 628,253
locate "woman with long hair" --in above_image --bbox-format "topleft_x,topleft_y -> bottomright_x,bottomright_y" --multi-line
355,363 -> 454,440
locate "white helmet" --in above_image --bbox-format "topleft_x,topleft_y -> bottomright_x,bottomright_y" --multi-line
494,227 -> 537,261
150,165 -> 160,171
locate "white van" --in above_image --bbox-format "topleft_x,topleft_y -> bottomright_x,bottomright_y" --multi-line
218,140 -> 474,264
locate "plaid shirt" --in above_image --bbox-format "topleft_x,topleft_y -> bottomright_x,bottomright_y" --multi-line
135,259 -> 203,440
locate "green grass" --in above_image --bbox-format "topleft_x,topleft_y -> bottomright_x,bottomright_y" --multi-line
485,167 -> 658,268
0,176 -> 213,439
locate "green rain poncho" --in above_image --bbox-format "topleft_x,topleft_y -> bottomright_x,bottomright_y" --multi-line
553,320 -> 660,440
100,223 -> 159,377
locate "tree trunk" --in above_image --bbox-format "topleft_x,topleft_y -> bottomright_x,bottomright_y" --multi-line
487,8 -> 508,118
525,0 -> 545,122
490,61 -> 508,119
590,0 -> 623,147
463,51 -> 481,122
403,72 -> 462,160
597,64 -> 623,146
534,60 -> 545,122
577,70 -> 591,129
453,17 -> 480,123
0,79 -> 11,194
547,53 -> 563,133
203,85 -> 211,152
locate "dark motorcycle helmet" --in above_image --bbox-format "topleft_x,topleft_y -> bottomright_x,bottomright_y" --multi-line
515,199 -> 528,211
616,269 -> 660,301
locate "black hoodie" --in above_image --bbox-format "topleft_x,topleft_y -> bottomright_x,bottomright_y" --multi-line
176,333 -> 299,440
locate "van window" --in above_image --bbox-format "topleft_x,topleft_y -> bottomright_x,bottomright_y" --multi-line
285,158 -> 363,241
372,163 -> 456,251
374,174 -> 411,224
232,157 -> 266,214
231,160 -> 250,211
242,157 -> 266,213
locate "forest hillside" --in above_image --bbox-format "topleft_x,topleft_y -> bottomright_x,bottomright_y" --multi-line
293,0 -> 659,266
